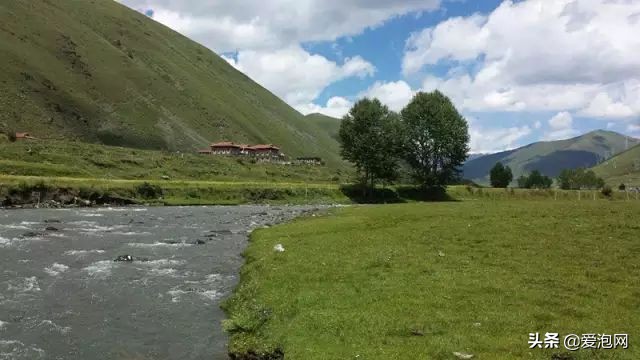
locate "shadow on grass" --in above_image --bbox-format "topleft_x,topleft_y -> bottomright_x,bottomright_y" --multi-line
340,184 -> 456,204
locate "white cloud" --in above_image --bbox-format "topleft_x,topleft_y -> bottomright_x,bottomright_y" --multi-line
222,46 -> 374,110
123,0 -> 440,52
403,14 -> 489,75
361,81 -> 415,112
534,121 -> 542,129
544,111 -> 579,140
297,97 -> 353,118
549,111 -> 573,130
627,123 -> 640,136
403,0 -> 640,120
579,92 -> 635,118
469,122 -> 532,153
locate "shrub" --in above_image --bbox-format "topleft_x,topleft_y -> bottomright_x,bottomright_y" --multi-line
7,131 -> 16,142
619,183 -> 626,191
601,185 -> 613,198
135,182 -> 163,199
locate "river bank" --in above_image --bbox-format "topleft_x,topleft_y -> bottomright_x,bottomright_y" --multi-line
2,174 -> 636,210
0,205 -> 324,359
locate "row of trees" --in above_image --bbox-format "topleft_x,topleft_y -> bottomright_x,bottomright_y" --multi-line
557,168 -> 605,190
339,91 -> 469,190
489,162 -> 606,190
517,170 -> 553,189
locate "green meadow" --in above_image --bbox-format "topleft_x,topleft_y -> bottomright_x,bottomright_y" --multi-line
223,200 -> 640,359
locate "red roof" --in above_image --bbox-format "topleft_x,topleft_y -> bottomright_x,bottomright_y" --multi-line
211,142 -> 240,148
249,144 -> 280,151
15,132 -> 30,138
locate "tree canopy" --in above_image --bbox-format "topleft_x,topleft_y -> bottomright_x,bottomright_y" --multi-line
518,170 -> 553,189
557,168 -> 605,190
489,162 -> 513,188
338,98 -> 403,189
401,91 -> 469,188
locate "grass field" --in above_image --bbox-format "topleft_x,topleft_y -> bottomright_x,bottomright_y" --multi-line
223,201 -> 640,359
0,139 -> 346,182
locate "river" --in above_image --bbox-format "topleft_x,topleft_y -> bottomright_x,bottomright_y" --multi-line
0,205 -> 318,359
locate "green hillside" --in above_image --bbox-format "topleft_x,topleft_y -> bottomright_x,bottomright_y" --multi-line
305,113 -> 342,141
0,0 -> 341,165
592,144 -> 640,186
0,137 -> 345,183
463,130 -> 639,184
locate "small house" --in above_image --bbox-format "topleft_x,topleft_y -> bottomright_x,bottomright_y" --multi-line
249,144 -> 283,158
210,142 -> 242,155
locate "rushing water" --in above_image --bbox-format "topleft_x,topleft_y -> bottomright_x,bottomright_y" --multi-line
0,205 -> 318,360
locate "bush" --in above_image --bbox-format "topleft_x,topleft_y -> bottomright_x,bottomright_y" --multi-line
7,131 -> 16,142
601,185 -> 613,198
619,183 -> 626,191
135,182 -> 163,199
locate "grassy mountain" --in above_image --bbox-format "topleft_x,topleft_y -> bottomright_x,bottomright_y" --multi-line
592,144 -> 640,186
0,0 -> 341,165
305,113 -> 342,141
463,130 -> 639,184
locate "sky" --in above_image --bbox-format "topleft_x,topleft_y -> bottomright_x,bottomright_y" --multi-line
119,0 -> 640,153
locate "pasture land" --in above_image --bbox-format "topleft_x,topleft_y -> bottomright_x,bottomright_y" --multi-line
224,200 -> 640,359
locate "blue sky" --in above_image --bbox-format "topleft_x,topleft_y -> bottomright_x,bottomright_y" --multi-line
121,0 -> 640,153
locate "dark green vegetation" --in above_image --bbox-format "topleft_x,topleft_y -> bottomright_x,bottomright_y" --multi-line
592,144 -> 640,186
402,91 -> 469,188
517,170 -> 553,189
489,162 -> 513,188
0,138 -> 345,183
338,92 -> 469,191
339,99 -> 403,188
0,0 -> 341,165
464,130 -> 639,184
224,201 -> 640,359
557,168 -> 605,190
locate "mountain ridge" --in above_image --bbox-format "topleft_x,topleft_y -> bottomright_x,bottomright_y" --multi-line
0,0 -> 342,165
463,130 -> 639,183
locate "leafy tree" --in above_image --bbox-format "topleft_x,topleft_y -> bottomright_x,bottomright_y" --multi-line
338,98 -> 403,190
518,170 -> 552,189
489,162 -> 513,188
401,91 -> 469,188
557,168 -> 605,190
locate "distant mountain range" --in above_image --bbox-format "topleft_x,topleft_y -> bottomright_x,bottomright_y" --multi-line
0,0 -> 342,165
463,130 -> 640,184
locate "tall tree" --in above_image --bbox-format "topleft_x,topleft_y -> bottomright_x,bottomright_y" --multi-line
338,98 -> 403,190
490,162 -> 513,188
401,91 -> 469,188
